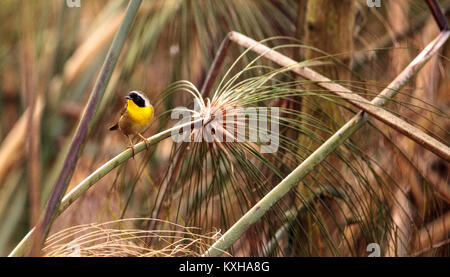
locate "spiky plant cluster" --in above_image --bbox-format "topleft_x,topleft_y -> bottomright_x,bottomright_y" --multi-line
140,42 -> 432,256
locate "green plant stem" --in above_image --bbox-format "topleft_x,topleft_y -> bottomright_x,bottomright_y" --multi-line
228,31 -> 450,162
204,31 -> 450,257
8,119 -> 202,257
30,0 -> 142,256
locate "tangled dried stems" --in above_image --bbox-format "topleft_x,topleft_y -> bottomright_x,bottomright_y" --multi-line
43,218 -> 227,257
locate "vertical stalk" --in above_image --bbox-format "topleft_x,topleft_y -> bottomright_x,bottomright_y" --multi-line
21,2 -> 41,234
425,0 -> 450,30
300,1 -> 355,253
29,0 -> 142,256
200,34 -> 232,98
9,119 -> 202,257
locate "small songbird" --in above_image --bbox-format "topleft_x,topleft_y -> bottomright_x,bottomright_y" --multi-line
109,91 -> 154,156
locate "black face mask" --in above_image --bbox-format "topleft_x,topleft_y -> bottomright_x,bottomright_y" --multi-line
128,92 -> 146,107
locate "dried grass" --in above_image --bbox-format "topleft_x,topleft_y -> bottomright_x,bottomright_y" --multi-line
42,218 -> 227,257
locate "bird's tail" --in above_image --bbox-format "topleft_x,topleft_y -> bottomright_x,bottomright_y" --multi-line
109,123 -> 119,131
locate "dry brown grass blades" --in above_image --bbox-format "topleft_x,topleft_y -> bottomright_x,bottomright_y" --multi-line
42,218 -> 226,257
0,97 -> 44,187
63,9 -> 125,86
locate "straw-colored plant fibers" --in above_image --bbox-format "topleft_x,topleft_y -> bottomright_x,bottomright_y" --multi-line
42,218 -> 227,257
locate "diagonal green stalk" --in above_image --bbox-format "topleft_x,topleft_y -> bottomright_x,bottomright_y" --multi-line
204,31 -> 450,257
8,119 -> 203,257
227,31 -> 450,162
30,0 -> 142,255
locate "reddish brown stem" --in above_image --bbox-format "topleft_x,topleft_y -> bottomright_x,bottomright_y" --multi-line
425,0 -> 450,30
200,34 -> 232,98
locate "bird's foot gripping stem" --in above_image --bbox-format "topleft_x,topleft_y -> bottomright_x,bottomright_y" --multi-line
137,133 -> 150,150
127,136 -> 136,158
127,144 -> 136,158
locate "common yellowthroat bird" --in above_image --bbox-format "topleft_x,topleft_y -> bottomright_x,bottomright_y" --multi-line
109,91 -> 154,156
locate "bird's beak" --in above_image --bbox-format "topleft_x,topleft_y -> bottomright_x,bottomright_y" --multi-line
124,96 -> 130,100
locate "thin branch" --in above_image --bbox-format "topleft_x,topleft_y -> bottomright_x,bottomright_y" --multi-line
413,210 -> 450,254
354,0 -> 450,66
29,0 -> 142,256
8,119 -> 203,257
22,14 -> 42,257
204,30 -> 450,257
294,0 -> 307,60
425,0 -> 450,31
200,34 -> 232,98
412,238 -> 450,256
227,31 -> 450,162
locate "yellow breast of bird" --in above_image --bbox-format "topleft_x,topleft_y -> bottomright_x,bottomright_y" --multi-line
126,99 -> 154,127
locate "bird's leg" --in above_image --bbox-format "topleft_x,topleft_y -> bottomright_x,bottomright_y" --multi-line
137,133 -> 150,150
127,135 -> 136,158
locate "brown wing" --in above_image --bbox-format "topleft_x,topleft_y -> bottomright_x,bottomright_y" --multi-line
108,102 -> 128,131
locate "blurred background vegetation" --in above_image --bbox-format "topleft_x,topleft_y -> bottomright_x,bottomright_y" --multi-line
0,0 -> 449,256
